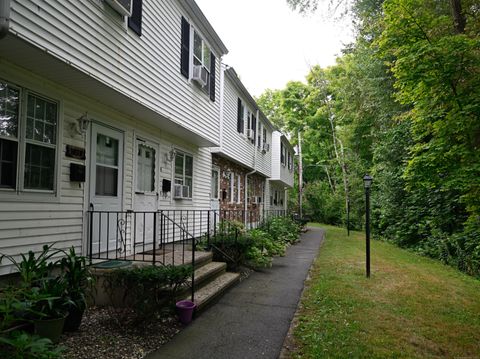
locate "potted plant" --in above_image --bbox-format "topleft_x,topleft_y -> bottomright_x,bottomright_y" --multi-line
27,277 -> 69,343
59,247 -> 94,332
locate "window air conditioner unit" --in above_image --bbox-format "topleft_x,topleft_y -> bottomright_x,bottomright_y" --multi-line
192,65 -> 208,87
173,184 -> 190,199
246,129 -> 255,140
105,0 -> 133,16
262,143 -> 270,152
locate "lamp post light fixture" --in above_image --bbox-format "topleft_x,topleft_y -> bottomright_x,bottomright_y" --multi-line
363,174 -> 373,278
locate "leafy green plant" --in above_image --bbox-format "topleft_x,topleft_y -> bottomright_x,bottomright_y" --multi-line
0,331 -> 63,359
60,247 -> 95,312
0,244 -> 63,287
103,264 -> 193,319
262,217 -> 301,245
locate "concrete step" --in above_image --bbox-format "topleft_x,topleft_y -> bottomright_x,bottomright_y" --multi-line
190,261 -> 227,289
187,272 -> 240,312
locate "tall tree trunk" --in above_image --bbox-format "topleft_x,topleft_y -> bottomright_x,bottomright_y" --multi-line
450,0 -> 466,34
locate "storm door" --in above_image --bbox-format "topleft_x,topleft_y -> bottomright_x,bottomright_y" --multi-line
133,139 -> 159,251
89,123 -> 124,256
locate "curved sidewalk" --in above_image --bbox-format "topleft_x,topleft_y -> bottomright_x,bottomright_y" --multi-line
146,226 -> 325,359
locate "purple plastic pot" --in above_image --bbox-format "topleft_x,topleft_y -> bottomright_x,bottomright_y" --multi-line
176,300 -> 196,325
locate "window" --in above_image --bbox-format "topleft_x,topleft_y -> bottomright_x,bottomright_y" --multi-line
287,151 -> 293,171
237,98 -> 244,134
281,142 -> 286,166
236,174 -> 241,203
174,151 -> 193,198
257,124 -> 262,149
0,82 -> 58,192
96,134 -> 119,196
180,17 -> 216,101
229,172 -> 234,203
248,113 -> 256,145
136,143 -> 155,193
128,0 -> 143,36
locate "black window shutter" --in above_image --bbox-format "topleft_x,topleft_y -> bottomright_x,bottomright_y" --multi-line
209,53 -> 216,101
180,17 -> 190,78
128,0 -> 143,36
237,98 -> 244,133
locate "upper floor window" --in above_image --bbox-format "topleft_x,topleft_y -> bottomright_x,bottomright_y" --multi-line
247,112 -> 256,145
257,124 -> 262,149
128,0 -> 143,36
287,151 -> 293,171
237,98 -> 244,134
174,151 -> 193,199
0,82 -> 58,192
281,142 -> 286,166
181,17 -> 216,101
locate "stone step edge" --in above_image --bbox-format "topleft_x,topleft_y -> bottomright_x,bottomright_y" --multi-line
185,272 -> 240,312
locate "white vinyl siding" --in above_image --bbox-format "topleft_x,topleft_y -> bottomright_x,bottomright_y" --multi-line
0,60 -> 214,276
8,0 -> 222,144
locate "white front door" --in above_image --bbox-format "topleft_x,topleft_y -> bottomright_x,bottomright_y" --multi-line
133,138 -> 159,249
89,123 -> 124,255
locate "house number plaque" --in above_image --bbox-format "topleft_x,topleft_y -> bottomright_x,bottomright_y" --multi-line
66,145 -> 86,160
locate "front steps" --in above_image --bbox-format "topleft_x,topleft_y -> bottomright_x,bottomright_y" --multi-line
183,254 -> 240,312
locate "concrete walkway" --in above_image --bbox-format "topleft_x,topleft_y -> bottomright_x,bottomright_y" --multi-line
146,226 -> 325,359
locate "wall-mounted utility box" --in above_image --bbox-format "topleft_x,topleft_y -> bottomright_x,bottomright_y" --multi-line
70,163 -> 86,182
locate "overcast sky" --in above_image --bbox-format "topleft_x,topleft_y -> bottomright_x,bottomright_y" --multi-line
195,0 -> 354,97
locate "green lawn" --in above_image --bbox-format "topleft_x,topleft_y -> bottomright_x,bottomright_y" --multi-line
289,224 -> 480,359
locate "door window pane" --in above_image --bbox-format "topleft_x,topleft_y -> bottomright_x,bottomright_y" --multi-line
96,134 -> 118,166
96,166 -> 118,196
0,83 -> 19,138
136,144 -> 155,192
95,133 -> 119,196
0,138 -> 17,188
24,143 -> 55,190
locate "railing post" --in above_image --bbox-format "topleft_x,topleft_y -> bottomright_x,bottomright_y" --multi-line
191,220 -> 196,302
88,210 -> 93,265
207,210 -> 211,248
153,211 -> 157,266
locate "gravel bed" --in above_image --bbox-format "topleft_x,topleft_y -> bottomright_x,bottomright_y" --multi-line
59,307 -> 182,359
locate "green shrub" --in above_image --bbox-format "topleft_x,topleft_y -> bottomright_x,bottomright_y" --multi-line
262,216 -> 301,245
103,264 -> 193,319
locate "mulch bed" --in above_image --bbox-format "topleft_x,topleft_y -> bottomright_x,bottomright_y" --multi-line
59,306 -> 182,359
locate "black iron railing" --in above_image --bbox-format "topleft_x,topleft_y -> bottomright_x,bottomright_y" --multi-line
87,208 -> 288,301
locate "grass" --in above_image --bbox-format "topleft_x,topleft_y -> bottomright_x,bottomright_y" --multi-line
289,224 -> 480,359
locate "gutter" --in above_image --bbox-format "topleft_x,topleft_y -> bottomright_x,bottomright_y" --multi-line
244,109 -> 260,226
0,0 -> 10,39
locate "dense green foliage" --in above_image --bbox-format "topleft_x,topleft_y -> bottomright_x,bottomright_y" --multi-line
204,217 -> 301,270
265,0 -> 480,276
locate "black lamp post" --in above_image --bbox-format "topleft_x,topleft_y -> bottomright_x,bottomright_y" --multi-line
363,174 -> 373,278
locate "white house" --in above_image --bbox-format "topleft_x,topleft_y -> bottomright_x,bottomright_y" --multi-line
0,0 -> 228,274
268,131 -> 295,212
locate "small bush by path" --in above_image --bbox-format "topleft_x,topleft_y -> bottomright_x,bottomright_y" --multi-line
288,224 -> 480,359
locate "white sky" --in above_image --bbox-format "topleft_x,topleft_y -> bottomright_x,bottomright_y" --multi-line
195,0 -> 354,97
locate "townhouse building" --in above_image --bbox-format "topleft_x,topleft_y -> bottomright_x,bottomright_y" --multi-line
0,0 -> 295,275
211,67 -> 276,226
0,0 -> 228,274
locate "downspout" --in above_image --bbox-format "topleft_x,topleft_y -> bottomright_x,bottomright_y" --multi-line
244,109 -> 259,226
218,61 -> 225,150
0,0 -> 11,39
